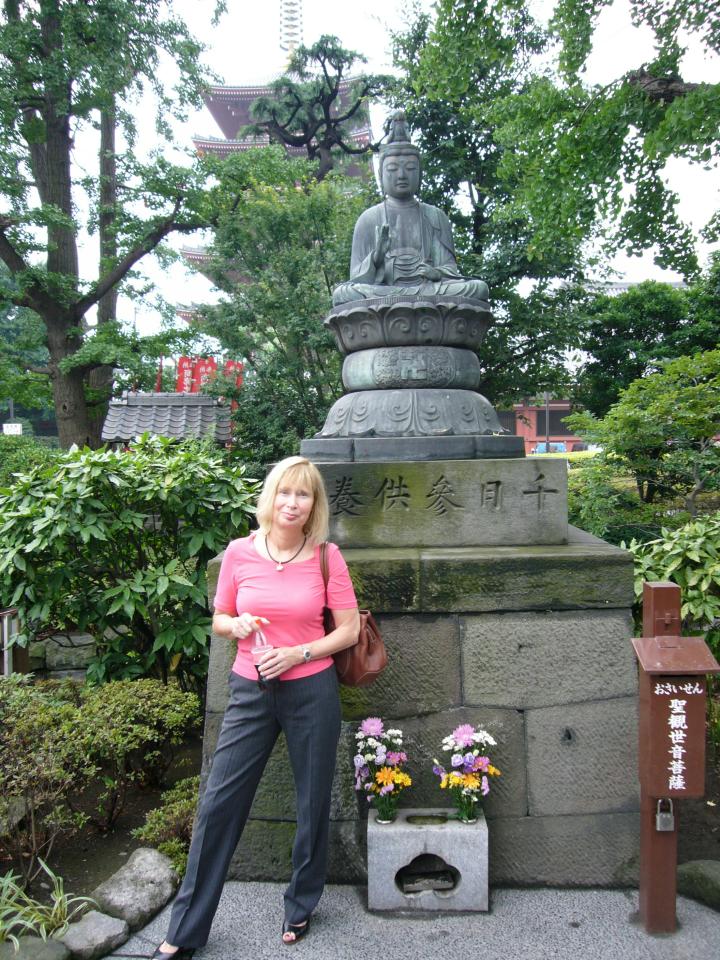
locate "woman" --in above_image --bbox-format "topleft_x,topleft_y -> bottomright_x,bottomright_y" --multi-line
155,456 -> 359,956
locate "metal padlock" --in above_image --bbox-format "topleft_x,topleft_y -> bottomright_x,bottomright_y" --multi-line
655,798 -> 675,832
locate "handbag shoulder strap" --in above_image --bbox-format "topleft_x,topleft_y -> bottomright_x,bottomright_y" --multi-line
320,541 -> 329,601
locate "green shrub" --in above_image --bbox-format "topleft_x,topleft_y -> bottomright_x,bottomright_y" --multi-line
133,776 -> 200,877
0,676 -> 200,882
68,680 -> 201,830
0,435 -> 60,488
0,435 -> 258,693
0,676 -> 91,886
568,459 -> 689,545
626,512 -> 720,657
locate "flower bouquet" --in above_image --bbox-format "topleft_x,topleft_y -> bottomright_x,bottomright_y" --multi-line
353,717 -> 412,823
432,723 -> 501,822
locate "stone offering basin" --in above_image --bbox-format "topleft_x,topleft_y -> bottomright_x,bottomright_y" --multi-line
325,296 -> 492,355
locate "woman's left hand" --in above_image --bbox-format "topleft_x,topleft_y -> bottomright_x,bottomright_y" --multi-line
256,646 -> 303,681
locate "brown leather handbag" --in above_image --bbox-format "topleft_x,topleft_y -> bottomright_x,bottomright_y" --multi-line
320,542 -> 387,687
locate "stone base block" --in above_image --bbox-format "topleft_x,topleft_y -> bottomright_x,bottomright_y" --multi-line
367,808 -> 488,911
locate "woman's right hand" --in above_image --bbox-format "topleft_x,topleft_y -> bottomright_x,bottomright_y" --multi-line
228,613 -> 269,639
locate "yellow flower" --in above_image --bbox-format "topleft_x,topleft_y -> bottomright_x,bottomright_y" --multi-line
375,766 -> 396,786
488,765 -> 501,777
461,773 -> 480,790
394,771 -> 412,788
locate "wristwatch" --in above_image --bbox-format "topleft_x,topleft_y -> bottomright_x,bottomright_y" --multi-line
301,645 -> 312,663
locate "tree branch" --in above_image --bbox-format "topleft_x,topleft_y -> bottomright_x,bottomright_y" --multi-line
73,201 -> 202,318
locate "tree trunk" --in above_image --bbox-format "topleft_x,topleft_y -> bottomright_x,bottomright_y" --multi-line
47,315 -> 94,448
87,102 -> 119,446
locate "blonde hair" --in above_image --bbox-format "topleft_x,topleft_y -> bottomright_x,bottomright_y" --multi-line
255,456 -> 329,545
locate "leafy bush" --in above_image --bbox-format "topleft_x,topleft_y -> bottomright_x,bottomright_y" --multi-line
568,459 -> 689,545
0,435 -> 60,488
0,435 -> 258,693
133,776 -> 199,877
626,512 -> 720,658
0,676 -> 91,885
67,680 -> 201,830
0,676 -> 200,882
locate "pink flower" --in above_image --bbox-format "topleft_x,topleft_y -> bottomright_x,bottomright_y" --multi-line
452,724 -> 476,748
360,717 -> 384,736
386,751 -> 406,766
474,756 -> 490,772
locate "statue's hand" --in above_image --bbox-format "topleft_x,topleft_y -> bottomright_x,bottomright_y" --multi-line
373,223 -> 390,267
423,265 -> 443,281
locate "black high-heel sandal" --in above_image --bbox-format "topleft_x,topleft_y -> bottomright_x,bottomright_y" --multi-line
151,946 -> 194,960
281,917 -> 310,945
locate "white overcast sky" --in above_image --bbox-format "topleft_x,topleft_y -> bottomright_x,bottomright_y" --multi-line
115,0 -> 719,335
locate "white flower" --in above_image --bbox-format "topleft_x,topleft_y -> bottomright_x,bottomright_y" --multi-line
364,753 -> 374,762
386,728 -> 403,737
366,737 -> 379,748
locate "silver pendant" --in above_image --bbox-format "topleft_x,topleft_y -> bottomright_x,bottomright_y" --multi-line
276,563 -> 284,571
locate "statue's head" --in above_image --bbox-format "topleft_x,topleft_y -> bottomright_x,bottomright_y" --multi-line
379,111 -> 421,200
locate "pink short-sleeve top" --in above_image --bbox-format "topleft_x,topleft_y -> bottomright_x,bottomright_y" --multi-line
213,532 -> 358,682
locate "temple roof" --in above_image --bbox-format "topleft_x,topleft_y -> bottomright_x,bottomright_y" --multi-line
202,80 -> 373,142
102,392 -> 231,444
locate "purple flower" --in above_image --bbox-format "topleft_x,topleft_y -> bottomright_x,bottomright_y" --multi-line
360,717 -> 384,736
452,724 -> 476,748
375,749 -> 387,765
379,784 -> 395,796
432,764 -> 445,777
481,775 -> 490,796
353,754 -> 365,769
451,753 -> 464,768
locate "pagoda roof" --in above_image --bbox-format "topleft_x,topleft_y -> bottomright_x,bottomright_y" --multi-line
102,392 -> 231,445
203,78 -> 372,141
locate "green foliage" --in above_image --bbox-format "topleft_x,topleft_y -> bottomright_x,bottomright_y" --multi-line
133,776 -> 199,877
66,680 -> 201,830
566,350 -> 720,513
0,435 -> 258,690
567,458 -> 688,545
0,435 -> 60,488
0,675 -> 200,883
571,278 -> 720,416
198,150 -> 373,462
246,35 -> 390,180
627,513 -> 720,656
0,676 -> 93,886
401,0 -> 719,279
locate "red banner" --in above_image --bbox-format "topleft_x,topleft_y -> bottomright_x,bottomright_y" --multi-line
175,356 -> 195,393
191,357 -> 218,392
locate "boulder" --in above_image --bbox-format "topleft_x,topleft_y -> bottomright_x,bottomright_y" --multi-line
58,912 -> 128,960
677,859 -> 720,911
0,938 -> 69,960
91,847 -> 178,931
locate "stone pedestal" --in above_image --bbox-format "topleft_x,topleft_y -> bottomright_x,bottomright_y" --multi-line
203,524 -> 639,888
367,808 -> 488,911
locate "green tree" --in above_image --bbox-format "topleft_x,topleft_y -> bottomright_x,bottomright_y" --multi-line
246,35 -> 390,180
566,350 -> 720,513
398,0 -> 719,277
197,148 -> 374,463
0,0 -> 224,448
571,274 -> 720,416
0,436 -> 258,693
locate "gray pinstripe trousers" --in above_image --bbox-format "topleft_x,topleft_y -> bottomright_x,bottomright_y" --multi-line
166,666 -> 341,948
